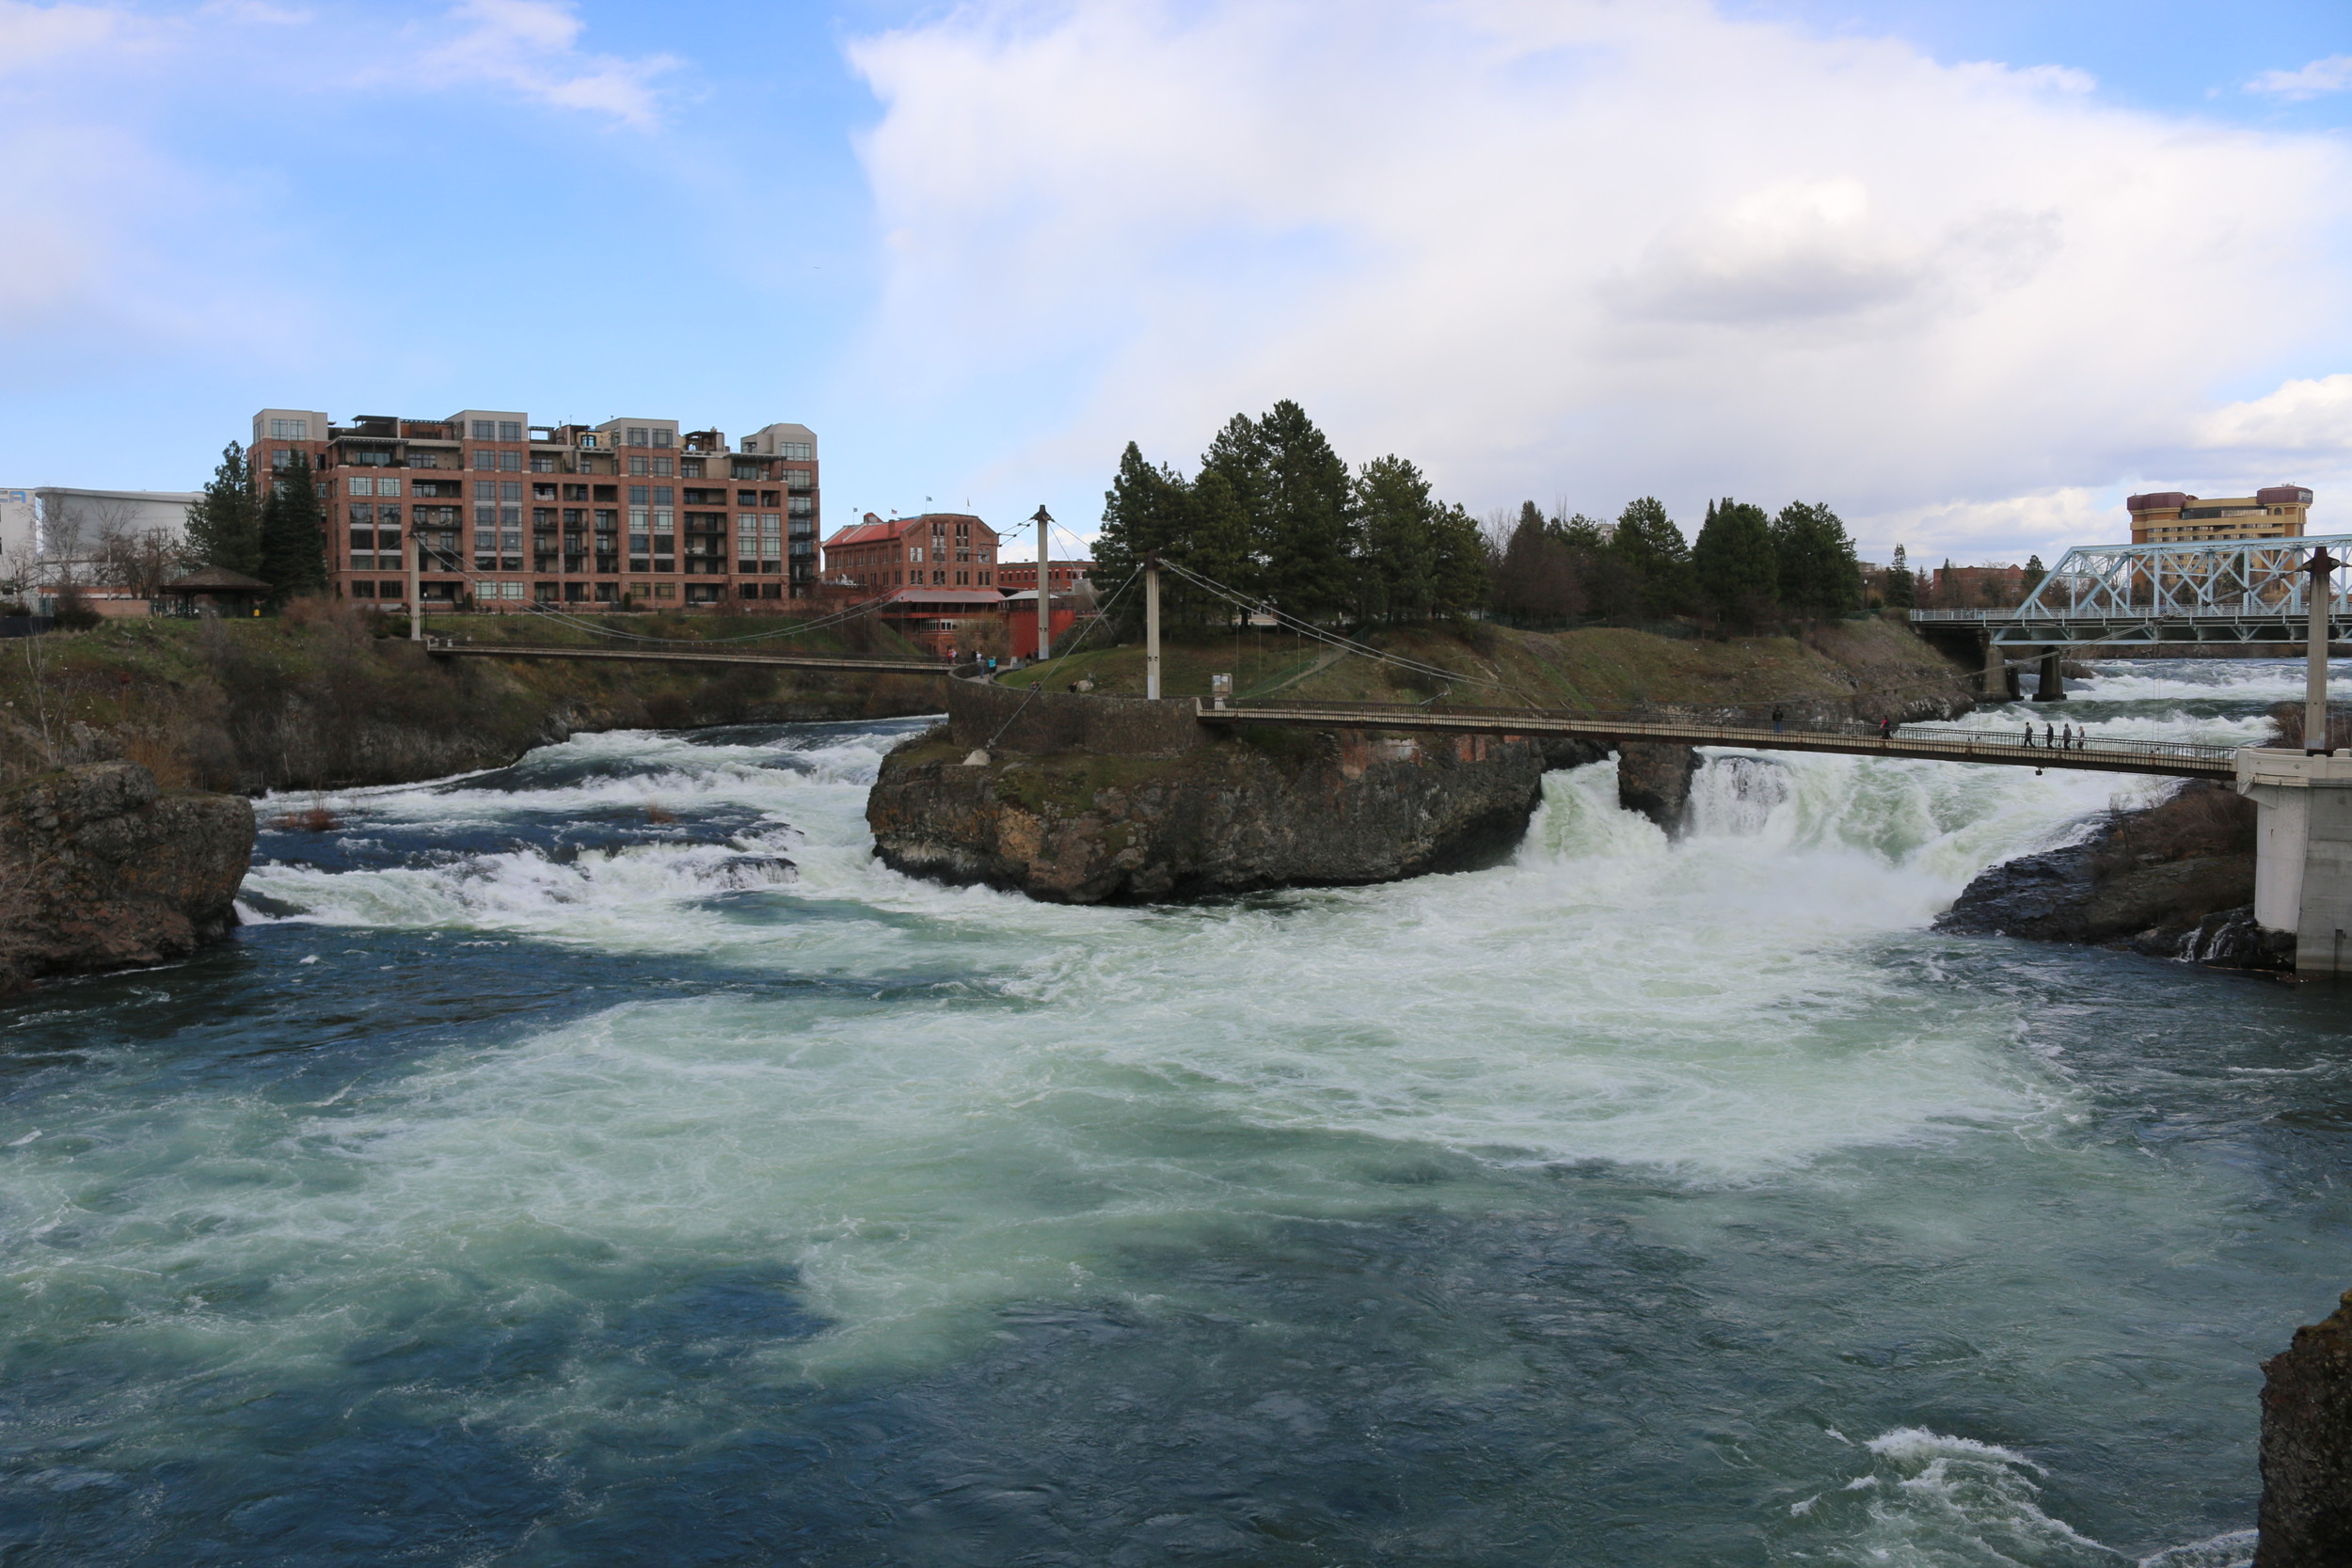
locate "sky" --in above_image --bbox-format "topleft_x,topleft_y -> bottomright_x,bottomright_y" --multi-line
1,0 -> 2348,568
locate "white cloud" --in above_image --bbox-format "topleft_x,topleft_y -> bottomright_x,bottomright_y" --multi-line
0,0 -> 124,75
2248,55 -> 2352,102
2197,374 -> 2352,454
420,0 -> 676,129
846,0 -> 2352,566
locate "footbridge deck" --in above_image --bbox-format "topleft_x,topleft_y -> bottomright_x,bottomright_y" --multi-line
423,640 -> 949,676
1198,700 -> 2237,780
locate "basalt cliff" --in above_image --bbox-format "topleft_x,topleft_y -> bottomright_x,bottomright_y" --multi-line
0,761 -> 254,996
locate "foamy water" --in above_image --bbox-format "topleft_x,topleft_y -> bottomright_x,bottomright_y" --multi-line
3,666 -> 2344,1563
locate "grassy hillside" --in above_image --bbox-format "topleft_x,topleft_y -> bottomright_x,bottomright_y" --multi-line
1000,615 -> 1973,719
0,606 -> 942,793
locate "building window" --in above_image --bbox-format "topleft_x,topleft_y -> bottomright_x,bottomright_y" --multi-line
270,418 -> 308,439
652,457 -> 673,476
681,458 -> 706,478
628,455 -> 649,475
500,451 -> 521,471
470,420 -> 497,439
653,428 -> 672,448
779,442 -> 813,461
628,485 -> 649,506
474,451 -> 497,469
501,481 -> 522,503
627,427 -> 648,447
498,420 -> 522,442
531,454 -> 555,473
349,477 -> 372,496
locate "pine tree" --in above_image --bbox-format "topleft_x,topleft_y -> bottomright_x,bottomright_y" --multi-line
1609,497 -> 1690,617
1239,401 -> 1352,623
1096,441 -> 1198,627
1771,501 -> 1862,620
1188,468 -> 1251,615
1691,498 -> 1777,626
183,441 -> 262,576
1354,457 -> 1438,624
257,452 -> 328,606
2021,554 -> 2046,600
1885,543 -> 1916,610
1426,502 -> 1489,623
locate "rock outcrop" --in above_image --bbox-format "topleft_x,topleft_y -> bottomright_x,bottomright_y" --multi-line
869,724 -> 1604,904
1615,743 -> 1701,833
1935,781 -> 2283,968
0,762 -> 255,995
2258,1289 -> 2352,1567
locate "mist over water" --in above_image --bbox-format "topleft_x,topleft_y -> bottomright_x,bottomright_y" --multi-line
4,664 -> 2348,1565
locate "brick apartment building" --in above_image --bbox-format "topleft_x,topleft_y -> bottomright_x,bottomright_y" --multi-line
251,408 -> 819,609
2127,485 -> 2312,545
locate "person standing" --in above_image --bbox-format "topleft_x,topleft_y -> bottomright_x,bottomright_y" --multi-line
1772,705 -> 1785,735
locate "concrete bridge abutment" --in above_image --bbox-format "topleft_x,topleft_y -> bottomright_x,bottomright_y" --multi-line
2236,749 -> 2352,975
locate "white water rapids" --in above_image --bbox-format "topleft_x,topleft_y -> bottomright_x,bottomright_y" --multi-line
3,658 -> 2345,1565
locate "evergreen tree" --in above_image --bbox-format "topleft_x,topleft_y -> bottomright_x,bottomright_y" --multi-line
1188,468 -> 1252,621
1885,543 -> 1916,610
2021,554 -> 2046,600
1496,506 -> 1581,622
257,451 -> 328,606
1691,498 -> 1777,626
1095,441 -> 1200,626
1609,496 -> 1690,617
1426,502 -> 1489,622
1555,513 -> 1610,551
1230,400 -> 1351,622
183,441 -> 262,576
1354,457 -> 1438,624
1771,500 -> 1862,619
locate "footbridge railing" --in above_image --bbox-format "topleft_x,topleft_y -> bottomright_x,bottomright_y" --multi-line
422,638 -> 954,676
1197,700 -> 2239,780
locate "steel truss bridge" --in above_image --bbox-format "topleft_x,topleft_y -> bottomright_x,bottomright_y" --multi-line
1200,701 -> 2236,780
1909,534 -> 2352,646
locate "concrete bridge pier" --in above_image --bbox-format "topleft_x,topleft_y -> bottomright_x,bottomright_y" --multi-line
1978,633 -> 2022,701
2031,648 -> 2067,703
2236,749 -> 2352,974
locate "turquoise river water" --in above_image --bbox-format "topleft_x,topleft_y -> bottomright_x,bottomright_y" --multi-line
3,659 -> 2348,1565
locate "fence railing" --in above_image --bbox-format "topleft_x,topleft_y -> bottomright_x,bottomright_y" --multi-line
1217,699 -> 2242,766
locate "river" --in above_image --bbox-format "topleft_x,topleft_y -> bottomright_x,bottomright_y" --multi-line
3,659 -> 2347,1565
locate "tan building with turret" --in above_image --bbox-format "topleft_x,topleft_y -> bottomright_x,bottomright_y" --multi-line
2127,485 -> 2312,545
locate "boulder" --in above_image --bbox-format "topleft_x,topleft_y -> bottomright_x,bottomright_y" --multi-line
0,762 -> 254,995
1616,743 -> 1700,833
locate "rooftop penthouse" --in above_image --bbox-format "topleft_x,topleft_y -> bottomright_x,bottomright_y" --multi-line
2128,485 -> 2312,545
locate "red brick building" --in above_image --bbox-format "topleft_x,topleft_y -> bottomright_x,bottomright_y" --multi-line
819,513 -> 1007,654
821,512 -> 1001,592
252,407 -> 819,610
993,559 -> 1093,594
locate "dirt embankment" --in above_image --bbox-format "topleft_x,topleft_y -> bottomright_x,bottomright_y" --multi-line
0,607 -> 945,796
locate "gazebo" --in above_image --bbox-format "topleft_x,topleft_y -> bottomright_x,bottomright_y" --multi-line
156,567 -> 270,618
